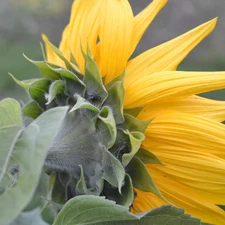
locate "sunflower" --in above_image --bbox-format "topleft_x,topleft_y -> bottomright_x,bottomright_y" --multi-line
39,0 -> 225,224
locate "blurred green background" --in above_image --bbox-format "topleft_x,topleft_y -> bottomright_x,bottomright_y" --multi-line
1,0 -> 225,102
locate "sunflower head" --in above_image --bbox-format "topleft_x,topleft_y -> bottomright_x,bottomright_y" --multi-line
11,41 -> 165,208
9,0 -> 225,224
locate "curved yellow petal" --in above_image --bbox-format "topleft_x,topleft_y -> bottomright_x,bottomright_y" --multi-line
42,34 -> 62,66
98,0 -> 133,83
138,95 -> 225,122
146,148 -> 225,196
124,71 -> 225,107
143,113 -> 225,159
145,167 -> 225,225
129,0 -> 167,56
132,188 -> 167,214
125,18 -> 217,87
58,24 -> 71,61
68,0 -> 102,72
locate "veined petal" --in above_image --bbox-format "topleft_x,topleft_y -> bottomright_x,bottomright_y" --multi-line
146,148 -> 225,196
129,0 -> 167,56
124,71 -> 225,107
138,95 -> 225,122
42,34 -> 63,66
125,18 -> 217,87
58,24 -> 71,61
132,188 -> 166,214
68,0 -> 102,72
98,0 -> 133,83
144,167 -> 225,225
143,113 -> 225,159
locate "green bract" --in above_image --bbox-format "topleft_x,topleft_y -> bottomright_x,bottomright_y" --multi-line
10,43 -> 163,209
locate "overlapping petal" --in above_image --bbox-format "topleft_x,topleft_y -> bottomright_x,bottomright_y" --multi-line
124,71 -> 225,107
138,95 -> 225,122
146,148 -> 225,196
129,0 -> 167,56
139,167 -> 225,225
143,113 -> 225,159
66,0 -> 102,72
98,0 -> 133,83
125,18 -> 217,87
42,34 -> 63,66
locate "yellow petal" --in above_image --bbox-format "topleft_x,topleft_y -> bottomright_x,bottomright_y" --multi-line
132,188 -> 166,214
138,95 -> 225,122
125,18 -> 217,87
124,71 -> 225,108
68,0 -> 102,72
58,24 -> 71,61
145,167 -> 225,225
146,147 -> 225,196
42,34 -> 63,66
143,113 -> 225,159
129,0 -> 167,56
98,0 -> 133,83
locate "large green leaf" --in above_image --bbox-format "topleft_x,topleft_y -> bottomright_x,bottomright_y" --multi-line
9,208 -> 49,225
0,101 -> 68,225
53,195 -> 205,225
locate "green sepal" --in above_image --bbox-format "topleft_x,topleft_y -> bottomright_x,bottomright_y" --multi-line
101,173 -> 133,208
46,64 -> 84,86
22,101 -> 43,119
51,174 -> 67,205
83,49 -> 107,108
104,81 -> 125,125
123,107 -> 143,117
44,39 -> 81,73
24,54 -> 60,80
135,147 -> 164,165
46,80 -> 66,105
127,157 -> 167,202
28,79 -> 51,109
123,113 -> 151,133
102,147 -> 125,193
69,94 -> 99,114
117,174 -> 134,207
109,128 -> 130,161
105,71 -> 125,90
9,73 -> 39,91
97,106 -> 117,149
75,165 -> 89,195
122,131 -> 145,167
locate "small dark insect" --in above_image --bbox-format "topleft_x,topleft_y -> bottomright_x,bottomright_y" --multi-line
87,93 -> 102,102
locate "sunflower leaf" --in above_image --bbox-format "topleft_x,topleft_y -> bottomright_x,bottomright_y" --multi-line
0,100 -> 68,225
53,195 -> 204,225
9,208 -> 49,225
